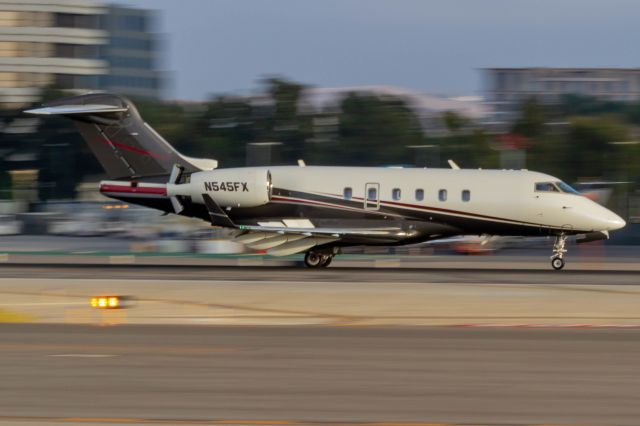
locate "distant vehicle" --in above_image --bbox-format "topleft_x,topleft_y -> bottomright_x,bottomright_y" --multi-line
26,94 -> 626,270
49,212 -> 106,237
0,215 -> 22,236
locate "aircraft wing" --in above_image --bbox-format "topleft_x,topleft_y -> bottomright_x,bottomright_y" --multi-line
232,226 -> 407,256
201,194 -> 407,256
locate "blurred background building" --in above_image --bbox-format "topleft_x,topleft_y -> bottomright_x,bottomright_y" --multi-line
99,4 -> 162,98
0,0 -> 162,110
0,0 -> 107,108
484,67 -> 640,126
298,86 -> 487,136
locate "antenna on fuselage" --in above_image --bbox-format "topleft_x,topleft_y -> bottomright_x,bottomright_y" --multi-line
447,159 -> 461,170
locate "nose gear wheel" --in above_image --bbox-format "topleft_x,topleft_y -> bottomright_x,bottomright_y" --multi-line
550,234 -> 567,270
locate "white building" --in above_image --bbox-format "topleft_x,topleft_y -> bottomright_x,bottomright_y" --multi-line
0,0 -> 163,109
484,67 -> 640,125
0,0 -> 108,107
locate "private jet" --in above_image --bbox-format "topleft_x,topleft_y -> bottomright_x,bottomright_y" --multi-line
25,93 -> 626,269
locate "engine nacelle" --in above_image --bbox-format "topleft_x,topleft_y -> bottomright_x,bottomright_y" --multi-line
167,168 -> 272,208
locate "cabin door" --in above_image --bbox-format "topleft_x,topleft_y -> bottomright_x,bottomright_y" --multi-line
364,183 -> 380,210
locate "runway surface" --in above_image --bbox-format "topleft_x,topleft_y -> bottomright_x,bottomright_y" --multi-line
1,265 -> 640,326
0,324 -> 639,426
1,263 -> 640,284
1,262 -> 639,425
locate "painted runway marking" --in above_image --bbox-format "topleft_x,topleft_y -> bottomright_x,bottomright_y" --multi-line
48,354 -> 118,358
0,416 -> 592,425
451,323 -> 640,328
0,302 -> 87,306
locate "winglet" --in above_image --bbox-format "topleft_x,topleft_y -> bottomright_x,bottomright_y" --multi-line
202,194 -> 236,228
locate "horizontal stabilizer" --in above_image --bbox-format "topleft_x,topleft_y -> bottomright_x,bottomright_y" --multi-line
24,104 -> 128,115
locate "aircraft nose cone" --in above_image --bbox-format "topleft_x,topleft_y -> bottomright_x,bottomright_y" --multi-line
605,212 -> 626,231
585,201 -> 626,231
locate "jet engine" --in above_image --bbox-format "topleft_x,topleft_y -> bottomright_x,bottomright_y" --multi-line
167,168 -> 272,209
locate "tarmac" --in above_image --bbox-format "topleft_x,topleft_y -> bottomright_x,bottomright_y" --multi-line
0,324 -> 639,426
0,263 -> 639,327
0,251 -> 639,425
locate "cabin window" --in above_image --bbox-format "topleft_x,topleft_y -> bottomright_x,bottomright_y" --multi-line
415,188 -> 424,201
367,187 -> 377,201
343,187 -> 352,200
438,189 -> 447,201
392,188 -> 401,201
462,189 -> 470,202
535,182 -> 560,192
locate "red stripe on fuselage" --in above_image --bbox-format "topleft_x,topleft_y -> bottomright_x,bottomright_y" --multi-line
100,184 -> 167,196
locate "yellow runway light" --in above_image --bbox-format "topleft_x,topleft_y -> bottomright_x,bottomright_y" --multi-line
90,296 -> 124,309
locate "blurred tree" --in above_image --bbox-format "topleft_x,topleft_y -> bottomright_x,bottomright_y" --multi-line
34,115 -> 86,200
0,109 -> 19,200
511,97 -> 546,139
561,116 -> 629,182
32,87 -> 99,200
262,77 -> 312,163
132,98 -> 199,156
194,96 -> 261,167
558,94 -> 627,117
336,93 -> 424,166
429,128 -> 497,170
443,110 -> 468,133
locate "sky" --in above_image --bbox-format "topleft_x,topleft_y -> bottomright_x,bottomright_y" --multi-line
125,0 -> 640,100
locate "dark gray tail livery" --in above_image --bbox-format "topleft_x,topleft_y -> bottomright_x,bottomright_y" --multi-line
25,93 -> 215,180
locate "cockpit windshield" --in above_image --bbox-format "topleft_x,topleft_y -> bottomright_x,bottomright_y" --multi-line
535,181 -> 581,195
535,182 -> 559,192
555,181 -> 580,195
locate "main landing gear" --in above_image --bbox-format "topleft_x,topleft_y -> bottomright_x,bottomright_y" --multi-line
304,251 -> 334,268
550,234 -> 567,270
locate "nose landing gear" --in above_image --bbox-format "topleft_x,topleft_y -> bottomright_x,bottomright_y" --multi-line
550,234 -> 567,270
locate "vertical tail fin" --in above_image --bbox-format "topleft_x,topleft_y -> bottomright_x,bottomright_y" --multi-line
25,93 -> 217,180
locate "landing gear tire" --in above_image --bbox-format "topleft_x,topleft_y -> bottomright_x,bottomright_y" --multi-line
550,233 -> 568,271
304,251 -> 334,268
304,252 -> 323,268
319,255 -> 333,268
551,256 -> 565,270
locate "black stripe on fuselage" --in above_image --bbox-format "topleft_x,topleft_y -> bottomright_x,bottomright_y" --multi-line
268,188 -> 575,236
107,187 -> 579,240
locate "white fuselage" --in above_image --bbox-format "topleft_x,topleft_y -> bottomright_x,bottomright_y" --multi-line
30,93 -> 626,268
159,166 -> 626,237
